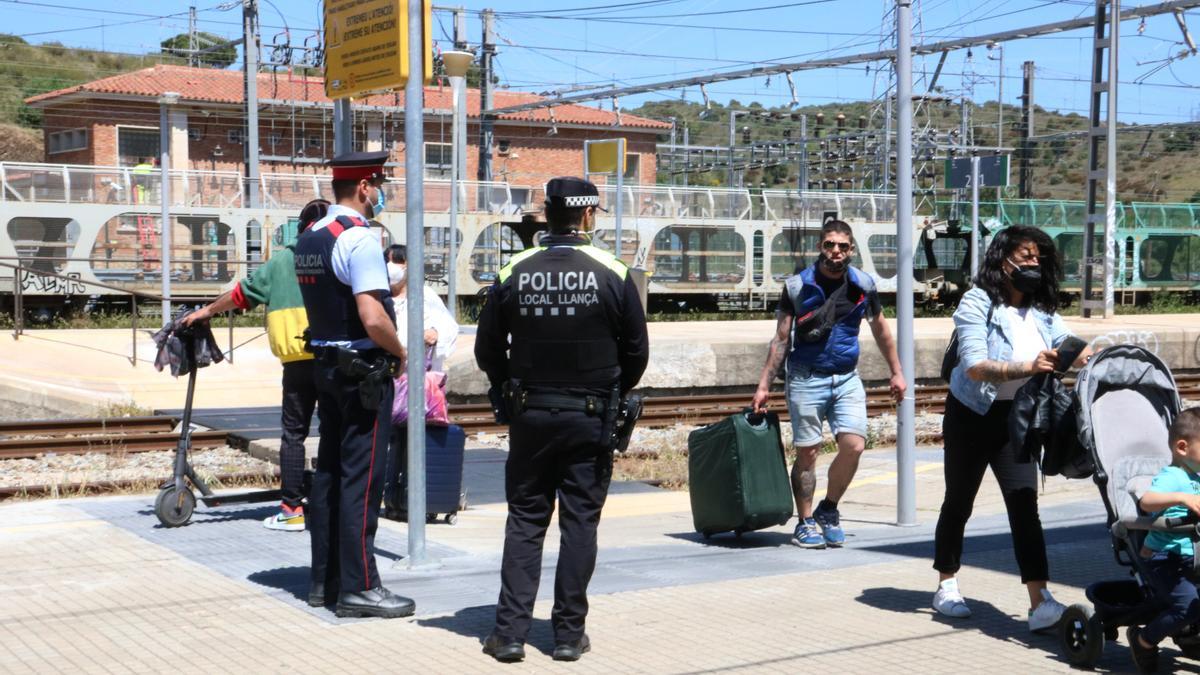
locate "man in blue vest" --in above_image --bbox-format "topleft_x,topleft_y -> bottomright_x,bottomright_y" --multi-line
293,150 -> 414,618
752,219 -> 906,549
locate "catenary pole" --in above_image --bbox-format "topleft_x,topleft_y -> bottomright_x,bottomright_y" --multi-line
970,155 -> 980,278
405,0 -> 428,568
159,97 -> 174,324
243,0 -> 260,209
896,0 -> 917,527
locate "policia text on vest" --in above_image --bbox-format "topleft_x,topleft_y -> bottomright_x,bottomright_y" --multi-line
474,176 -> 649,663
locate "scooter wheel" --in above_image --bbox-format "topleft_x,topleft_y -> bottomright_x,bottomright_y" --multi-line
154,485 -> 196,528
445,512 -> 458,525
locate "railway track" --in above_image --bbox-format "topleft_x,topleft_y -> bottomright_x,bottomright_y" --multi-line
2,374 -> 1197,459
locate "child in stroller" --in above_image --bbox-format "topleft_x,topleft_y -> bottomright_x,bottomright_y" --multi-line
1059,345 -> 1200,671
1127,409 -> 1200,673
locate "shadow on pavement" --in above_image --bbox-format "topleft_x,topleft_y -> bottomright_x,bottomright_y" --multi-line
854,522 -> 1113,591
663,530 -> 794,549
137,503 -> 277,527
418,604 -> 558,656
247,565 -> 310,604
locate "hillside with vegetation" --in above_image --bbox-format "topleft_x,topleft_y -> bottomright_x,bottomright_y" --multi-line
631,98 -> 1200,205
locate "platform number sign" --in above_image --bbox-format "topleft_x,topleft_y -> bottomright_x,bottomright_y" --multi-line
944,155 -> 1010,189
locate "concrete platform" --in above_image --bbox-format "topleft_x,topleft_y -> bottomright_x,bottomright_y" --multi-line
2,313 -> 1198,415
0,444 -> 1150,672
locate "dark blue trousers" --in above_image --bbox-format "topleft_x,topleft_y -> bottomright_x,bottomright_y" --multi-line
1141,552 -> 1200,645
308,359 -> 393,594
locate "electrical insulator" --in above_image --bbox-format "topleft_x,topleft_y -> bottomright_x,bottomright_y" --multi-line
742,126 -> 751,144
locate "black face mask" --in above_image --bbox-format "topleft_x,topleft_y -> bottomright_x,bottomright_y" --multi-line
1009,263 -> 1042,294
819,253 -> 848,274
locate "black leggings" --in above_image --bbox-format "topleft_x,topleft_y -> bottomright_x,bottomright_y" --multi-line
934,394 -> 1049,584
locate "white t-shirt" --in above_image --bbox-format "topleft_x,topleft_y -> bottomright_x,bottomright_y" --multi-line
994,305 -> 1048,401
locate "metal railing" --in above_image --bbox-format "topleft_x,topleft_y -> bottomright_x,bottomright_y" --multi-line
0,162 -> 244,208
3,258 -> 248,366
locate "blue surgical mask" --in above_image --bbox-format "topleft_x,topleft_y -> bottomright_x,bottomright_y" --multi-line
370,185 -> 386,217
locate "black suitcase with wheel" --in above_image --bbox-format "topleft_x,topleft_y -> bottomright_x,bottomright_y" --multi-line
384,424 -> 467,524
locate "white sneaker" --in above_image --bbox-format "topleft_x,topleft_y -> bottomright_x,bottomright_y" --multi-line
933,579 -> 971,618
1028,589 -> 1066,633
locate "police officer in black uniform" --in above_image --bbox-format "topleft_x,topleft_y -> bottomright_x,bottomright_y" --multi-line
475,176 -> 649,662
293,150 -> 415,619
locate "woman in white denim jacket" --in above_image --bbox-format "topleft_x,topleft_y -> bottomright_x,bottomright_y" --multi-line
932,225 -> 1089,632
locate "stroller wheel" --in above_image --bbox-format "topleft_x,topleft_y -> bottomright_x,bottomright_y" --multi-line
1059,603 -> 1104,668
445,512 -> 458,525
154,485 -> 196,528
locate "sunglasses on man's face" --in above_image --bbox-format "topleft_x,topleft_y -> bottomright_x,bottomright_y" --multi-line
822,240 -> 852,252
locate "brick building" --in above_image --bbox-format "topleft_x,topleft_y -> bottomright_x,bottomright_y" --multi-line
24,64 -> 669,188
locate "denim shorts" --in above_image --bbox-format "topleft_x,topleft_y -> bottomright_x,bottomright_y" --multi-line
785,365 -> 868,447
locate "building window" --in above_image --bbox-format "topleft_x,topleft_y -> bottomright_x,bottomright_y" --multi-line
116,126 -> 159,166
48,128 -> 88,154
497,139 -> 511,156
188,127 -> 203,142
425,142 -> 451,179
227,128 -> 245,144
268,131 -> 282,147
308,135 -> 322,149
624,152 -> 640,181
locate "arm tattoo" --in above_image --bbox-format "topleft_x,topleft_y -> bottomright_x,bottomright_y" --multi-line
971,359 -> 1034,383
762,334 -> 789,383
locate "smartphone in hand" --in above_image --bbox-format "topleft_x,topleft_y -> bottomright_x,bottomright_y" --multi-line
1055,336 -> 1088,373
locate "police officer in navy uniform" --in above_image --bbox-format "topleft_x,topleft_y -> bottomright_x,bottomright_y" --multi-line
293,150 -> 415,619
475,176 -> 649,663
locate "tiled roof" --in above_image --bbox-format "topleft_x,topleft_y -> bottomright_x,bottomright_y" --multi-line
25,64 -> 670,130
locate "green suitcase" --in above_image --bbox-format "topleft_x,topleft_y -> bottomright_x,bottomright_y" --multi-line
687,410 -> 794,537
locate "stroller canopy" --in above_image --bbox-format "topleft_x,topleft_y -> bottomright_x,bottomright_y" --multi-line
1076,345 -> 1181,527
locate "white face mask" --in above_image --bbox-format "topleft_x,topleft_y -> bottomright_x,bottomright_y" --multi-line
387,262 -> 407,287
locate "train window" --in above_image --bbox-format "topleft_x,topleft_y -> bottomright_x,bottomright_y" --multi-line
470,223 -> 523,283
7,217 -> 76,274
914,237 -> 967,271
1140,236 -> 1194,283
1055,234 -> 1083,282
752,230 -> 764,285
422,227 -> 463,287
592,229 -> 641,265
88,214 -> 235,287
770,230 -> 820,281
867,234 -> 897,278
649,225 -> 745,285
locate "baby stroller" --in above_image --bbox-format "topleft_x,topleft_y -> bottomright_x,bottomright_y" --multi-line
1058,344 -> 1199,668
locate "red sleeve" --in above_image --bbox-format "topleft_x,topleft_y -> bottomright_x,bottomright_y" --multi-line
230,282 -> 252,310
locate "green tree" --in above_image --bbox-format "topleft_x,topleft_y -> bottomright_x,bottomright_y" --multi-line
161,32 -> 236,69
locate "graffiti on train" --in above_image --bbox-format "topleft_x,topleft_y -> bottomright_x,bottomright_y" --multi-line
1089,330 -> 1160,355
19,270 -> 86,295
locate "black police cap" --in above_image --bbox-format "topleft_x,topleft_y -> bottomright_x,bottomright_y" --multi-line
327,151 -> 390,182
545,176 -> 607,211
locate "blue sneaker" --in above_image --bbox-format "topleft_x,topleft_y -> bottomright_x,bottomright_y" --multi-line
812,503 -> 846,547
792,518 -> 826,549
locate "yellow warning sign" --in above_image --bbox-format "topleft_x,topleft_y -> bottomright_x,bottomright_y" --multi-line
324,0 -> 431,100
584,139 -> 626,175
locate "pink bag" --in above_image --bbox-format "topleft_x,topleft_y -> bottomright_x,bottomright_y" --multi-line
391,347 -> 450,426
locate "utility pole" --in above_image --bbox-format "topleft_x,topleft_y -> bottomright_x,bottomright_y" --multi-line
1018,61 -> 1035,199
478,9 -> 496,182
895,0 -> 917,528
188,6 -> 198,68
243,0 -> 261,208
989,44 -> 1004,202
405,0 -> 429,567
681,125 -> 689,187
1081,0 -> 1119,319
453,8 -> 468,182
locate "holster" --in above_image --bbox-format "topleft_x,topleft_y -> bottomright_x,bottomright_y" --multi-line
613,393 -> 644,453
332,347 -> 398,410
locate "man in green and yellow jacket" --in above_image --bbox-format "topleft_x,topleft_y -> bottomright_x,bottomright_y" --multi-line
184,198 -> 330,531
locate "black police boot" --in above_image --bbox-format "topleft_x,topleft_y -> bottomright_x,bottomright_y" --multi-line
335,586 -> 416,619
552,634 -> 591,662
308,580 -> 340,607
482,633 -> 525,663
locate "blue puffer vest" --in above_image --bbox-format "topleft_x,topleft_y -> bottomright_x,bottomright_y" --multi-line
785,264 -> 875,375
